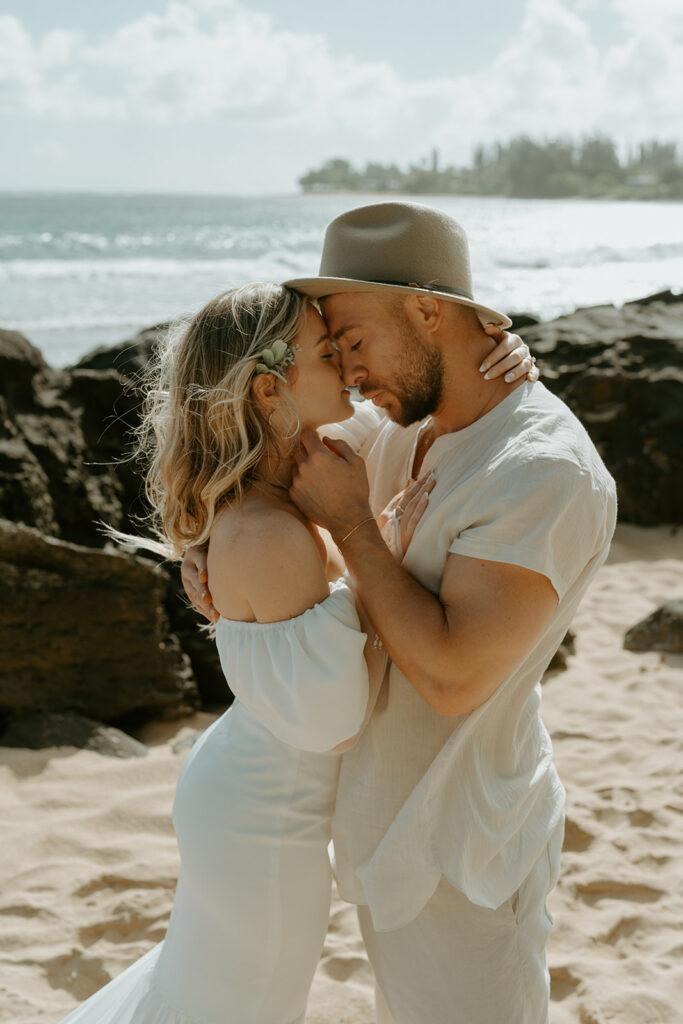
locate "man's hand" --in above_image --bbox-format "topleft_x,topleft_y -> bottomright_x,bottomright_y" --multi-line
290,430 -> 374,542
180,543 -> 218,623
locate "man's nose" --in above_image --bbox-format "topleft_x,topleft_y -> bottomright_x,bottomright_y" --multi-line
341,353 -> 367,388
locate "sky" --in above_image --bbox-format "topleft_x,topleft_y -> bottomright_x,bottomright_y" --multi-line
1,0 -> 681,194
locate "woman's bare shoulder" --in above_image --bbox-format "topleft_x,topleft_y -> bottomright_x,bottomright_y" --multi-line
208,503 -> 330,623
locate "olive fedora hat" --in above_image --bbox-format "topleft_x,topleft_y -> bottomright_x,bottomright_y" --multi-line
284,200 -> 511,329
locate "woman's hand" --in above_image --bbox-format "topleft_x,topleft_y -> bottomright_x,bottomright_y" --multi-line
181,543 -> 218,623
378,471 -> 436,559
480,325 -> 538,383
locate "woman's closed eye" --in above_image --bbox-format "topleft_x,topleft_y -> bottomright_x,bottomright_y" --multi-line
350,339 -> 362,351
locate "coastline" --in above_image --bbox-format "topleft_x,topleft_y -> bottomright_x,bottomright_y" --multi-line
297,189 -> 683,202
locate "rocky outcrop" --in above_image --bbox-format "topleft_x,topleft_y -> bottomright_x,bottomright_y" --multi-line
74,323 -> 166,379
0,328 -> 144,547
0,327 -> 226,709
0,519 -> 198,725
545,630 -> 576,673
1,711 -> 149,758
508,313 -> 541,332
520,291 -> 683,524
163,579 -> 231,706
624,600 -> 683,653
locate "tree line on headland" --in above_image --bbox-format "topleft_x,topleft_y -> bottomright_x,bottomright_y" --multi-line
299,137 -> 683,200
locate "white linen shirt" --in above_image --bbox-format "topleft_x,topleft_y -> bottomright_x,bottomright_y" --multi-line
324,382 -> 617,932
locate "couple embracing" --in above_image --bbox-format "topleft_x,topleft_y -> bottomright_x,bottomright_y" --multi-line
60,202 -> 616,1024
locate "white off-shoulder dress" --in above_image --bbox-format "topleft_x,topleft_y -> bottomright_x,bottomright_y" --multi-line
59,579 -> 370,1024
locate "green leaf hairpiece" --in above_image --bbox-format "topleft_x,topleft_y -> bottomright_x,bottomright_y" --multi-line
253,339 -> 301,383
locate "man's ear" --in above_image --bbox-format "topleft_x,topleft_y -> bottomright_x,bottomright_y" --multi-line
406,293 -> 444,334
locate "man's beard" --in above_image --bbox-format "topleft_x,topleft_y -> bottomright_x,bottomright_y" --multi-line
364,320 -> 444,428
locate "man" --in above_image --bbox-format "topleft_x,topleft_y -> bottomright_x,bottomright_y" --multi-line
186,202 -> 617,1023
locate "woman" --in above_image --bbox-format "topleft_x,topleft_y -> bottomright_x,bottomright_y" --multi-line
59,282 -> 532,1024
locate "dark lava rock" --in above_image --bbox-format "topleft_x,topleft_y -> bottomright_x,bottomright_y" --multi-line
509,313 -> 541,332
0,327 -> 231,713
75,323 -> 168,380
1,711 -> 149,758
623,600 -> 683,653
164,575 -> 232,706
545,630 -> 576,673
172,730 -> 202,755
0,328 -> 144,547
623,289 -> 682,307
520,292 -> 683,524
0,328 -> 49,407
0,519 -> 199,723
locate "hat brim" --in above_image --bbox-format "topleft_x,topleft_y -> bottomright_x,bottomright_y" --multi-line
282,276 -> 512,330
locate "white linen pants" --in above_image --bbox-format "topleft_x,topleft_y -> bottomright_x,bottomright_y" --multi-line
357,823 -> 563,1024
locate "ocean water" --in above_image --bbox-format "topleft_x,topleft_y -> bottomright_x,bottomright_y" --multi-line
1,192 -> 682,367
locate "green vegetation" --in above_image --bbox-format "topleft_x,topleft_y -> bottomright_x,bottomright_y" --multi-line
299,138 -> 683,200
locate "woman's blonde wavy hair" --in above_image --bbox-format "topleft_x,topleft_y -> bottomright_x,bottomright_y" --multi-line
136,282 -> 308,558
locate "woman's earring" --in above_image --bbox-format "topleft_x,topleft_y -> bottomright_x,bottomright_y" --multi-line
267,406 -> 300,440
281,411 -> 301,441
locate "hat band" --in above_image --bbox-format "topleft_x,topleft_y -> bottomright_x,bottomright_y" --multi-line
374,279 -> 474,300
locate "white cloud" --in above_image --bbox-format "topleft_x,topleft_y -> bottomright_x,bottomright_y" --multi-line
0,15 -> 124,118
0,3 -> 413,132
0,17 -> 44,111
0,0 -> 680,180
434,0 -> 682,158
611,0 -> 683,39
438,0 -> 602,142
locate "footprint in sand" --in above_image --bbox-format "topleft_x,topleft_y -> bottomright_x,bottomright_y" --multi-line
321,953 -> 373,983
0,901 -> 57,920
562,816 -> 595,853
324,904 -> 351,935
549,965 -> 580,1002
574,879 -> 664,905
75,874 -> 173,899
70,874 -> 172,950
593,805 -> 657,829
78,908 -> 167,949
40,948 -> 112,1000
598,914 -> 644,944
627,808 -> 655,827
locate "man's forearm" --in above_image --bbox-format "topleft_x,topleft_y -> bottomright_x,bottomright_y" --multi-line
289,431 -> 543,715
336,513 -> 560,718
336,519 -> 455,710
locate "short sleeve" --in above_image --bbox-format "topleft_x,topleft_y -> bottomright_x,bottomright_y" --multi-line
318,400 -> 386,454
215,581 -> 370,752
447,458 -> 616,600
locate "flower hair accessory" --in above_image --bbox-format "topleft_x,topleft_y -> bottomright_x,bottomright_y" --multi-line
253,339 -> 300,383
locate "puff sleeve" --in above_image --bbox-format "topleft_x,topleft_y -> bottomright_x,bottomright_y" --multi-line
214,579 -> 370,752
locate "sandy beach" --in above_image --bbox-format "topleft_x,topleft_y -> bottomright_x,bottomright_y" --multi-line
1,523 -> 681,1024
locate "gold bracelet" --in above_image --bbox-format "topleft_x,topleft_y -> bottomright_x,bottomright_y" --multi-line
339,515 -> 375,546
